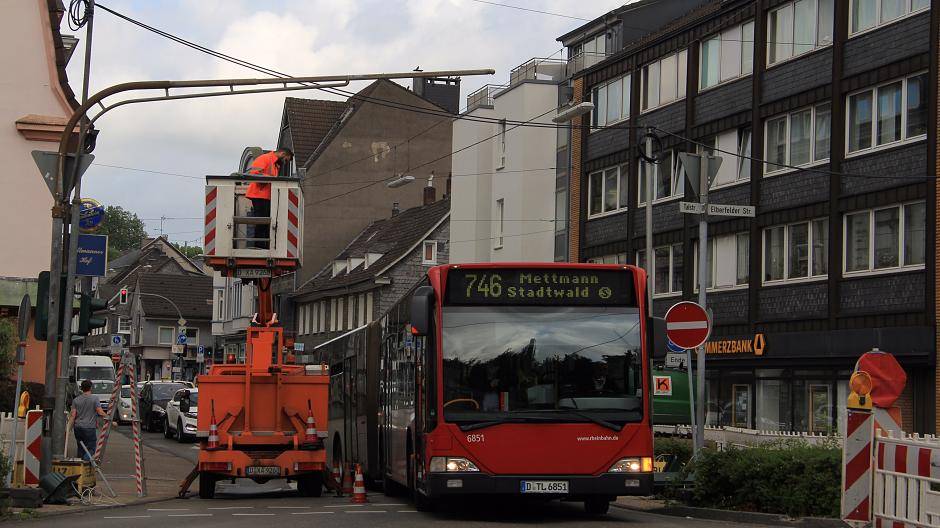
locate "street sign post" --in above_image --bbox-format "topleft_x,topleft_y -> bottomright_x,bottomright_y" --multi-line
678,201 -> 706,214
177,333 -> 187,346
665,301 -> 711,350
30,151 -> 94,198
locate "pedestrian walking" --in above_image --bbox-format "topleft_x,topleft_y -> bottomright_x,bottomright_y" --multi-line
71,379 -> 107,461
245,148 -> 293,249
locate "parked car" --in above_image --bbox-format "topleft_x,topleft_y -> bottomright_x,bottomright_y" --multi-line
164,388 -> 198,442
115,385 -> 133,424
139,381 -> 189,432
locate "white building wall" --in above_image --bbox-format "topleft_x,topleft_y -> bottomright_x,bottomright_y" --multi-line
450,107 -> 496,263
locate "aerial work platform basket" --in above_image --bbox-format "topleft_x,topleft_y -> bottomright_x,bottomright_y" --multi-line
203,174 -> 303,277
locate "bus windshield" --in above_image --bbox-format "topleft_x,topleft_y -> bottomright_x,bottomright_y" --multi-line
441,306 -> 644,426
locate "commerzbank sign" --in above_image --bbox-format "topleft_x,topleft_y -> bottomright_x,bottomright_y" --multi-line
705,333 -> 766,356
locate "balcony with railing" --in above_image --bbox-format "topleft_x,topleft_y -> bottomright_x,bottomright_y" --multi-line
466,84 -> 507,112
508,57 -> 567,86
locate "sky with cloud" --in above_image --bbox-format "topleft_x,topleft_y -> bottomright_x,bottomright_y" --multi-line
66,0 -> 627,246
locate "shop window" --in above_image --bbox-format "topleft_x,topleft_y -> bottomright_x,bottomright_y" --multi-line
844,201 -> 925,274
700,20 -> 754,90
846,72 -> 927,154
768,0 -> 834,66
756,377 -> 792,431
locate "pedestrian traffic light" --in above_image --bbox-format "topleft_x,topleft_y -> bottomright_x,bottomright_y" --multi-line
76,293 -> 108,336
119,288 -> 128,305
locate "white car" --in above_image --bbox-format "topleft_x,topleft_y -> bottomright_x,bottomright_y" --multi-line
116,385 -> 133,424
164,388 -> 198,443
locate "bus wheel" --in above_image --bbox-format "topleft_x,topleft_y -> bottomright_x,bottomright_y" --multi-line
198,473 -> 216,499
584,497 -> 610,515
297,473 -> 323,497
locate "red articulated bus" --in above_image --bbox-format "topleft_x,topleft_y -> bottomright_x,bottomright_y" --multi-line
317,263 -> 657,514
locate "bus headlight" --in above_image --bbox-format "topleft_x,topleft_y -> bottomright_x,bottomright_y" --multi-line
609,457 -> 653,473
429,457 -> 480,473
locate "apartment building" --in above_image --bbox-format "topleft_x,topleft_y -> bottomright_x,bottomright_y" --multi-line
562,0 -> 936,433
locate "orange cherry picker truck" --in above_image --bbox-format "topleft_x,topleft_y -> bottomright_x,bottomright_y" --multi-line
179,172 -> 328,499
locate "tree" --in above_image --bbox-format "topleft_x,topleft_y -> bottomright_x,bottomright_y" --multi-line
173,243 -> 204,259
98,206 -> 148,260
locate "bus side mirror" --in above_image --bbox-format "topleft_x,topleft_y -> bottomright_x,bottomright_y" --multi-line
410,286 -> 434,336
650,316 -> 667,360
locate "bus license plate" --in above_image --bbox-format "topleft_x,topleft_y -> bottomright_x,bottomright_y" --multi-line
520,480 -> 568,494
245,466 -> 280,477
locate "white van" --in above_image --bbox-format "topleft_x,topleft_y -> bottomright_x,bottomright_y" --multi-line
69,355 -> 116,414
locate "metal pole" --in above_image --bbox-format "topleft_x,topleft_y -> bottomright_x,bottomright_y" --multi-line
52,0 -> 96,463
686,348 -> 697,450
696,154 -> 709,453
6,348 -> 25,486
644,129 -> 654,309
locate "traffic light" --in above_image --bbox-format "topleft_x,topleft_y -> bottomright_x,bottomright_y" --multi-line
34,271 -> 66,341
76,293 -> 108,336
119,288 -> 128,305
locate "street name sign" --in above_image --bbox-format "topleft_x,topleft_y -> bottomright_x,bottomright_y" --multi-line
679,202 -> 756,217
665,301 -> 711,350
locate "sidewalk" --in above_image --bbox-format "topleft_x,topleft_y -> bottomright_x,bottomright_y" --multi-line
14,427 -> 196,517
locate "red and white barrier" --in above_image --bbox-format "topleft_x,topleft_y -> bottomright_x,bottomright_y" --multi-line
842,409 -> 874,525
95,362 -> 126,461
873,432 -> 940,528
24,410 -> 42,486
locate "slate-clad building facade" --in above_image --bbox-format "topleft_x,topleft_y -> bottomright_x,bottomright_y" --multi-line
561,0 -> 937,433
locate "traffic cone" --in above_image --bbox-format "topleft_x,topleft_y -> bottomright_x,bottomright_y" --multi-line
341,463 -> 354,495
350,464 -> 367,504
304,400 -> 318,445
207,401 -> 219,450
332,464 -> 343,497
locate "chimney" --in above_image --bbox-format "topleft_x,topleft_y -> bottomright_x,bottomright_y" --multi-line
412,77 -> 461,114
392,202 -> 400,216
423,171 -> 436,205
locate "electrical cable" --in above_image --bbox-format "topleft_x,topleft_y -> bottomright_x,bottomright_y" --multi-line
466,0 -> 591,21
67,0 -> 92,31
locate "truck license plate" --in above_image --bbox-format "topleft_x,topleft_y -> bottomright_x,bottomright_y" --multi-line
236,268 -> 272,278
246,466 -> 280,477
520,480 -> 568,494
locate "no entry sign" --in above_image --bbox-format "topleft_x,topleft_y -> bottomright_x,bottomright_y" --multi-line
665,301 -> 710,349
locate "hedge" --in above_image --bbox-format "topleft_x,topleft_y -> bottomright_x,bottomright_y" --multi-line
688,441 -> 841,518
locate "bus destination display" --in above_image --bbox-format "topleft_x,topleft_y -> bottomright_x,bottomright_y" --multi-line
444,268 -> 635,306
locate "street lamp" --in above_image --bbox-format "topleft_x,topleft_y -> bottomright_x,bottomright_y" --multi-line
552,102 -> 595,123
386,174 -> 415,188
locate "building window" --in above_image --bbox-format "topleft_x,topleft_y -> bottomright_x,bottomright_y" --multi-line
591,74 -> 631,128
699,128 -> 752,187
850,0 -> 929,35
358,293 -> 366,327
640,49 -> 688,112
846,72 -> 927,154
494,199 -> 504,248
347,296 -> 354,330
765,103 -> 831,174
319,301 -> 326,333
330,298 -> 338,332
298,305 -> 306,335
768,0 -> 834,66
637,244 -> 683,296
588,165 -> 629,216
365,292 -> 374,324
763,218 -> 829,282
185,328 -> 199,345
639,151 -> 683,204
700,20 -> 754,90
844,201 -> 925,273
587,253 -> 627,264
158,326 -> 174,345
422,241 -> 438,264
311,303 -> 319,334
497,119 -> 506,169
694,233 -> 750,290
118,318 -> 131,334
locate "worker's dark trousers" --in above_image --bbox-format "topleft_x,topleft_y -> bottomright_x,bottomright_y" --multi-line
250,198 -> 271,249
74,426 -> 97,461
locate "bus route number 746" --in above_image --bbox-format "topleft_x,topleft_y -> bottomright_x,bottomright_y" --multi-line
464,273 -> 502,299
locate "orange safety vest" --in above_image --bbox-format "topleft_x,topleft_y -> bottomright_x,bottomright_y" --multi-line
245,151 -> 281,200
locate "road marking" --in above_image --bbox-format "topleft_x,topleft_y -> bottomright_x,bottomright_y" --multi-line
291,511 -> 335,515
232,513 -> 276,516
397,510 -> 418,513
208,506 -> 254,510
267,506 -> 310,509
103,515 -> 151,519
325,504 -> 364,508
168,513 -> 213,517
148,508 -> 190,511
346,510 -> 387,513
372,503 -> 406,506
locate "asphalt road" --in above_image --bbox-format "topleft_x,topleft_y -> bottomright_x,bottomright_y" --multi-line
12,494 -> 770,527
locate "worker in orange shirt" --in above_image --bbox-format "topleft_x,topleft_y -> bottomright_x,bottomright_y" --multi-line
245,148 -> 293,249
